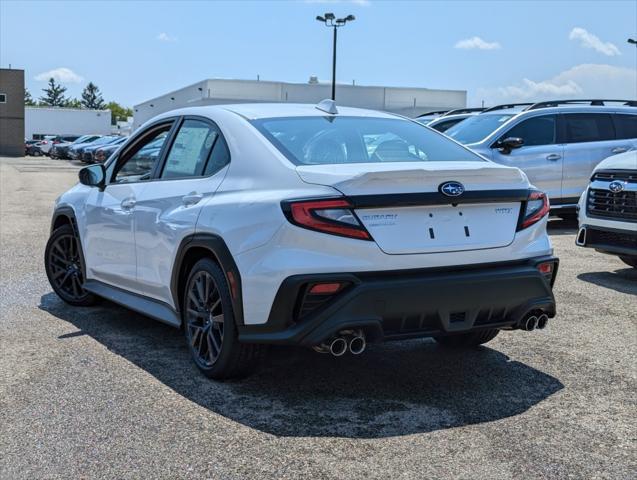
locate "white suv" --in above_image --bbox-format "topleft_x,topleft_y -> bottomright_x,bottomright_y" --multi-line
576,150 -> 637,268
445,100 -> 637,216
45,101 -> 559,379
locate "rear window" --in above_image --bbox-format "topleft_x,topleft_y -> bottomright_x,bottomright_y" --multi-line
612,114 -> 637,140
563,113 -> 614,143
251,116 -> 482,165
446,113 -> 515,144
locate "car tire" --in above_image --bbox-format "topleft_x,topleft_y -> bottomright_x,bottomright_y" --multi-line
433,329 -> 500,348
182,258 -> 265,379
33,149 -> 42,157
45,224 -> 98,306
619,256 -> 637,268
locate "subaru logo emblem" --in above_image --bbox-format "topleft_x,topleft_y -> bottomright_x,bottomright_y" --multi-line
439,181 -> 465,197
608,181 -> 625,193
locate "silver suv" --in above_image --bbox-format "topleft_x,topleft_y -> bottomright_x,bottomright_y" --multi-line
445,100 -> 637,215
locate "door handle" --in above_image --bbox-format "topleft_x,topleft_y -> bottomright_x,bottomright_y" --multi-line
182,193 -> 203,206
546,154 -> 561,161
611,147 -> 628,154
121,198 -> 136,210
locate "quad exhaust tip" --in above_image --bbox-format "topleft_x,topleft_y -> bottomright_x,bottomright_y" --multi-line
314,329 -> 366,356
521,313 -> 549,331
537,314 -> 549,330
329,337 -> 348,356
348,334 -> 366,355
524,316 -> 538,331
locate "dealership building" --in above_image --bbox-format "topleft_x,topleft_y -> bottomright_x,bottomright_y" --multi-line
25,107 -> 113,139
134,78 -> 466,128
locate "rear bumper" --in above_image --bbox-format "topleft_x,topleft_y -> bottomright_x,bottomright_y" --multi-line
576,225 -> 637,257
237,256 -> 558,346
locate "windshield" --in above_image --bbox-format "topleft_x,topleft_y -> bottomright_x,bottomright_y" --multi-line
446,113 -> 515,144
252,116 -> 483,166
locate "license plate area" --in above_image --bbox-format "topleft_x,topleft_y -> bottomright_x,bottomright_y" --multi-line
356,202 -> 520,254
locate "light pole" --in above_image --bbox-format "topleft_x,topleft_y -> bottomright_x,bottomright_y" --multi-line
316,13 -> 355,101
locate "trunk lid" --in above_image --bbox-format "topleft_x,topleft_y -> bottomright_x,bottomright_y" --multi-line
296,162 -> 529,254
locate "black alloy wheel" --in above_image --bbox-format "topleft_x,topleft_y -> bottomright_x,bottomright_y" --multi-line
45,225 -> 97,306
185,270 -> 226,368
183,258 -> 264,379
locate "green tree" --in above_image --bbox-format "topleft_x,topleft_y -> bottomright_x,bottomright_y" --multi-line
24,87 -> 36,106
81,82 -> 105,109
106,101 -> 133,125
39,77 -> 67,107
65,98 -> 83,109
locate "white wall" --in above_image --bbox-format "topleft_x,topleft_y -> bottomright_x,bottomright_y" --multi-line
133,79 -> 466,128
25,107 -> 112,139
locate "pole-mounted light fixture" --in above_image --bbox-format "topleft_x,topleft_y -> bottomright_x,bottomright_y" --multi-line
316,12 -> 355,101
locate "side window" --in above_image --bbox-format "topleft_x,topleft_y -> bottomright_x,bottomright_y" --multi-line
612,114 -> 637,140
161,119 -> 219,179
113,125 -> 171,183
564,113 -> 614,143
502,115 -> 556,146
203,134 -> 230,176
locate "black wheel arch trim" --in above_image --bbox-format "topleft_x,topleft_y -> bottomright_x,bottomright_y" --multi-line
170,233 -> 245,325
50,206 -> 78,235
50,206 -> 88,280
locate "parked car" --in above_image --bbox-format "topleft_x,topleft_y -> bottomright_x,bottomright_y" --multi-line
45,101 -> 558,380
576,150 -> 637,268
418,108 -> 486,132
51,135 -> 101,160
37,135 -> 81,155
69,136 -> 118,161
33,135 -> 58,155
82,136 -> 127,163
445,99 -> 637,217
415,109 -> 450,123
93,138 -> 127,164
25,140 -> 42,156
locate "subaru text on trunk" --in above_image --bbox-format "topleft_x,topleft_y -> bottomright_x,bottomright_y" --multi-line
45,101 -> 559,379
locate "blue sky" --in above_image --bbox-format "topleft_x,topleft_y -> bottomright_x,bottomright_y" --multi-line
1,0 -> 636,107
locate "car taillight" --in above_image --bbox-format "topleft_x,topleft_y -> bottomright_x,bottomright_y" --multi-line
41,140 -> 48,144
518,191 -> 550,230
282,198 -> 372,240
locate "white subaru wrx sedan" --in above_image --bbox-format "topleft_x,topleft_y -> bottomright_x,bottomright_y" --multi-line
45,101 -> 559,379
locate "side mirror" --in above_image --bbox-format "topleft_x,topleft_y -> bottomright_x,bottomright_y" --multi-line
494,137 -> 524,153
79,164 -> 106,190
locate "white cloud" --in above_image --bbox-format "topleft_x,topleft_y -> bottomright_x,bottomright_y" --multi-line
475,64 -> 637,105
454,36 -> 501,50
156,32 -> 177,42
569,27 -> 620,56
494,78 -> 583,101
34,67 -> 83,83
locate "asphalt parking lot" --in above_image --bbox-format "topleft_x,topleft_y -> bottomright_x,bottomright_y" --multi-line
0,155 -> 635,479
